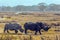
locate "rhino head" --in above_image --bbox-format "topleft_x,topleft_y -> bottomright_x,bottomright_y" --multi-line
19,28 -> 24,33
43,26 -> 51,31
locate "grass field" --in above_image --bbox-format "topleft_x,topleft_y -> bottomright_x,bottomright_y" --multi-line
0,12 -> 60,40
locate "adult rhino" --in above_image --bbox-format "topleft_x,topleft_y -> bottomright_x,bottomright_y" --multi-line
4,23 -> 24,33
24,22 -> 51,35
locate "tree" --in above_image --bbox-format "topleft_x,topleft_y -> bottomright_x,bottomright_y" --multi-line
38,3 -> 47,11
6,6 -> 11,11
48,4 -> 57,11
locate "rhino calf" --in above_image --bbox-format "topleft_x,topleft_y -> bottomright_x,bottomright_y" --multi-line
4,23 -> 24,33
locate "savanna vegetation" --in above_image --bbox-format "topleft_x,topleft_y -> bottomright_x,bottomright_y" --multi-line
0,12 -> 60,40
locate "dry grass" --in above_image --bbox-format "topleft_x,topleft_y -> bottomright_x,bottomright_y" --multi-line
0,12 -> 60,40
0,34 -> 60,40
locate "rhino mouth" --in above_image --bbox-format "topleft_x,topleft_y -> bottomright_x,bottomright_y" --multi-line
43,27 -> 50,31
19,29 -> 24,33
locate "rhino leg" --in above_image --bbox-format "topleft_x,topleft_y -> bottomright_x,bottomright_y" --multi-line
4,29 -> 9,33
39,30 -> 42,35
35,31 -> 38,35
4,27 -> 7,33
4,29 -> 6,33
25,29 -> 27,34
7,30 -> 9,33
15,30 -> 18,33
